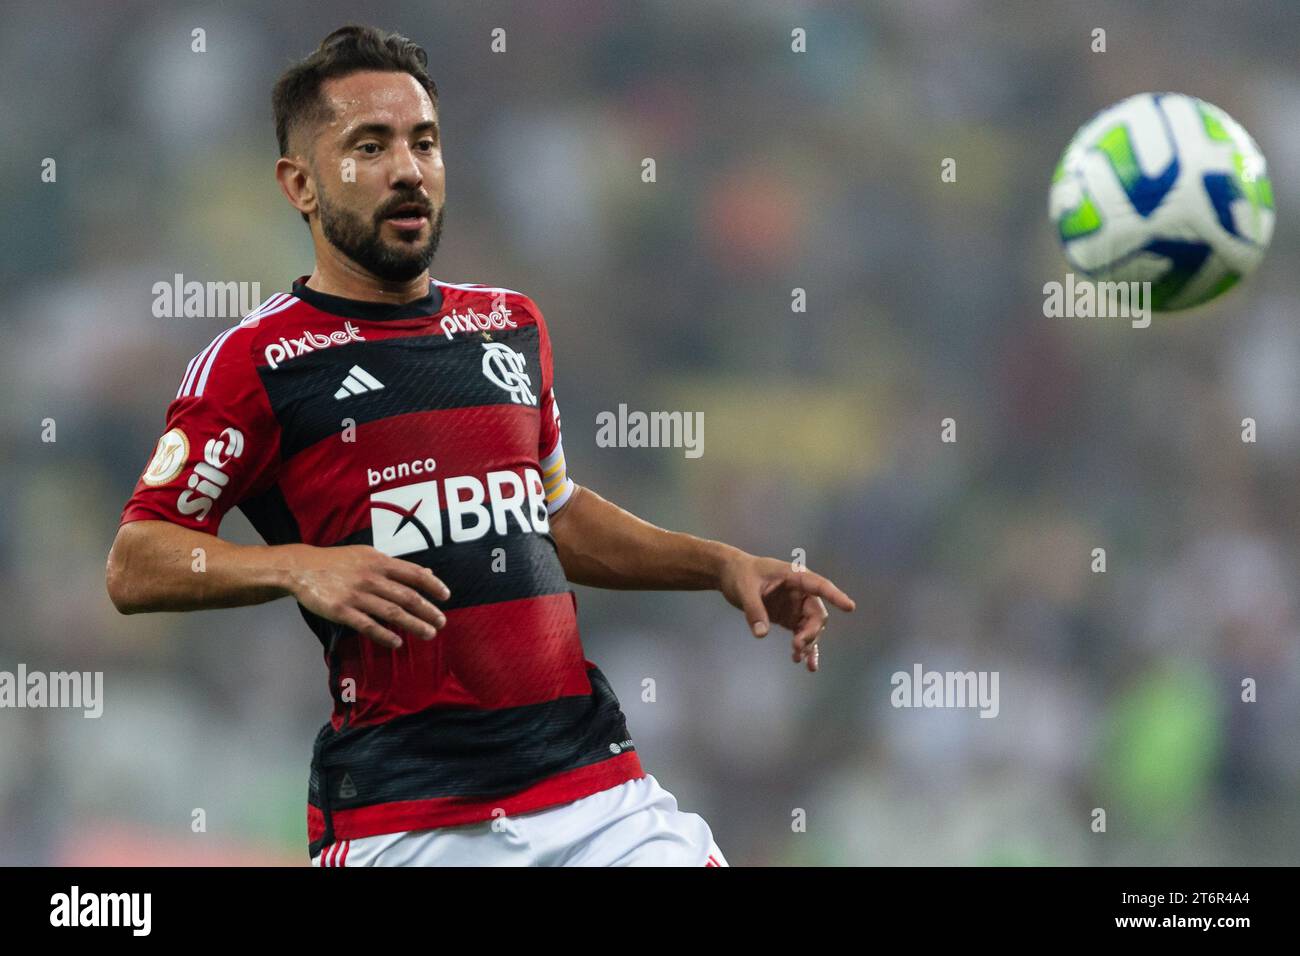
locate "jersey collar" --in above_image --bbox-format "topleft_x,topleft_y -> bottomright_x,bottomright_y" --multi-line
290,275 -> 444,322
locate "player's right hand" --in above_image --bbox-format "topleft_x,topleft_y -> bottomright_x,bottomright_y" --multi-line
287,544 -> 451,649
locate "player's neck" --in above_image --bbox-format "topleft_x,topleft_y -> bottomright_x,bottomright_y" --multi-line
304,256 -> 430,306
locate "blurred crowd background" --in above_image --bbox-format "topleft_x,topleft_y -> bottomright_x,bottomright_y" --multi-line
2,0 -> 1299,865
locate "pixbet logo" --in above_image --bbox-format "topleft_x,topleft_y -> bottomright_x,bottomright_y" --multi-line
369,469 -> 550,557
439,305 -> 516,340
264,322 -> 365,369
177,427 -> 245,522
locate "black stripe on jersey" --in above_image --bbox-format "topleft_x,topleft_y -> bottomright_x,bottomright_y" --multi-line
308,764 -> 327,858
308,666 -> 634,809
291,529 -> 573,653
238,483 -> 301,547
257,325 -> 541,459
235,486 -> 570,654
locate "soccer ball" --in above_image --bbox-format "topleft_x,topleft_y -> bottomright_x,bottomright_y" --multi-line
1049,92 -> 1274,311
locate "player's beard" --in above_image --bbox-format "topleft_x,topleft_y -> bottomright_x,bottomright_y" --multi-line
317,187 -> 444,283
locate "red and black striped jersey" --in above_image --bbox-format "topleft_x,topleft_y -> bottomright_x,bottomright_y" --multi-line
119,276 -> 643,855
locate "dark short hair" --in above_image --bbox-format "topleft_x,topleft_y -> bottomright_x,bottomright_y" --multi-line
272,25 -> 440,221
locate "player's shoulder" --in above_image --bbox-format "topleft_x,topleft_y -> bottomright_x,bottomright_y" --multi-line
432,278 -> 544,324
173,290 -> 311,399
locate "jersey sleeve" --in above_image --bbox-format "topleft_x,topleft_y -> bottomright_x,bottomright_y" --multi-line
530,298 -> 577,516
119,327 -> 281,534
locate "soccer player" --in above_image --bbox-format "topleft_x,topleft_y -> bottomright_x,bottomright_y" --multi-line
106,24 -> 855,867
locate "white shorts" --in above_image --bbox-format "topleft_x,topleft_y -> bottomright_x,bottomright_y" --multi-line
311,774 -> 727,867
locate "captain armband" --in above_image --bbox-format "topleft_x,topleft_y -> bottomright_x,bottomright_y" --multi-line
539,438 -> 576,515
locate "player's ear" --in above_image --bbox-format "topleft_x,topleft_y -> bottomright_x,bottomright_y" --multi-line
275,154 -> 317,221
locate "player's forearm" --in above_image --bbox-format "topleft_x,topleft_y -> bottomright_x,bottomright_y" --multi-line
106,519 -> 304,614
549,484 -> 743,591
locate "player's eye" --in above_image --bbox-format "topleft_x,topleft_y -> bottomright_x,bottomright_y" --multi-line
416,138 -> 437,151
358,142 -> 381,155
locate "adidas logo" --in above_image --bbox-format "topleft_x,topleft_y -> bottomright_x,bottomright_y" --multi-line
335,365 -> 384,400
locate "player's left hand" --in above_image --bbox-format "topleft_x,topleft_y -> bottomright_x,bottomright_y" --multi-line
718,555 -> 856,673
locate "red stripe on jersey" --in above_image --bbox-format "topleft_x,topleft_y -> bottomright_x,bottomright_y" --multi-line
322,750 -> 645,841
332,592 -> 590,725
277,403 -> 541,546
308,803 -> 326,844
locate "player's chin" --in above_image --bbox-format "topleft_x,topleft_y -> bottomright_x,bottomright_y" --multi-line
377,234 -> 432,266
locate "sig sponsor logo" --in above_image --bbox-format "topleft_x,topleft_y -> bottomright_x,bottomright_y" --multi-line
265,322 -> 365,369
439,305 -> 516,340
369,468 -> 549,557
177,427 -> 245,523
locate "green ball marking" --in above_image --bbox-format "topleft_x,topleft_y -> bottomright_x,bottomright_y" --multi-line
1057,187 -> 1103,241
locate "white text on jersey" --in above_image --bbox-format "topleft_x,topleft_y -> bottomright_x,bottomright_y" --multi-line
265,322 -> 366,369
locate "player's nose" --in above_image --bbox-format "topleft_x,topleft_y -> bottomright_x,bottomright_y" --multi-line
387,142 -> 425,189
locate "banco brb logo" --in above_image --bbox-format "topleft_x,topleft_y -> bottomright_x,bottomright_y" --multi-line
370,468 -> 550,557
